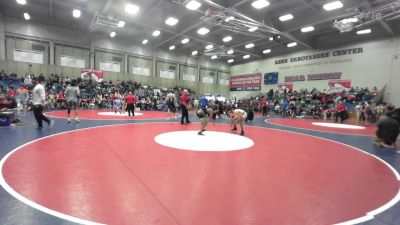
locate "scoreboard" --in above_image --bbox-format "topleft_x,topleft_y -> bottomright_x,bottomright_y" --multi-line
264,72 -> 278,85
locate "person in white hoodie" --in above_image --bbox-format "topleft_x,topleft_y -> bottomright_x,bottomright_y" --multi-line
32,76 -> 51,128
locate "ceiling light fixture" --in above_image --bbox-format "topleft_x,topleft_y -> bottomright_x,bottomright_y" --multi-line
142,39 -> 148,45
245,43 -> 255,49
223,36 -> 232,42
23,12 -> 30,20
169,45 -> 175,50
227,59 -> 234,63
225,16 -> 235,22
110,31 -> 116,38
356,29 -> 371,35
205,44 -> 213,50
287,42 -> 297,47
301,26 -> 314,32
227,49 -> 234,54
125,3 -> 140,14
185,0 -> 202,10
248,26 -> 258,32
211,55 -> 218,59
342,18 -> 358,24
152,30 -> 161,37
243,55 -> 250,59
192,50 -> 198,55
16,0 -> 26,5
165,17 -> 179,26
279,14 -> 293,21
181,38 -> 190,44
72,9 -> 81,18
323,1 -> 343,11
251,0 -> 270,9
197,27 -> 210,35
117,20 -> 125,28
263,49 -> 271,54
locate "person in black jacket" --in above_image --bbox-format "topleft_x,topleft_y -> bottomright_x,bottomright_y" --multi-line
373,106 -> 399,149
245,107 -> 254,122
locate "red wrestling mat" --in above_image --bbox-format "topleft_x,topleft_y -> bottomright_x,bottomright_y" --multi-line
1,123 -> 399,225
45,109 -> 176,120
266,118 -> 376,136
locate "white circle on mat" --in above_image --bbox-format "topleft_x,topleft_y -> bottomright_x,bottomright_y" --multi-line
312,122 -> 366,130
97,112 -> 143,116
154,131 -> 254,151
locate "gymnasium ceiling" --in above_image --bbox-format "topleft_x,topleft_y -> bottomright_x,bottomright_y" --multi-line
0,0 -> 400,65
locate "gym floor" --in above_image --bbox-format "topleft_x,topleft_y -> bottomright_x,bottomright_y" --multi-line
0,110 -> 399,225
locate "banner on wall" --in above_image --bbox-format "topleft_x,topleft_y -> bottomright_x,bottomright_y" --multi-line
264,72 -> 278,85
160,69 -> 175,79
100,61 -> 121,73
328,80 -> 351,89
132,65 -> 150,76
60,55 -> 85,68
284,75 -> 305,82
183,73 -> 196,82
230,73 -> 262,91
278,82 -> 293,90
13,49 -> 44,64
219,79 -> 230,86
307,72 -> 341,81
202,76 -> 214,84
80,69 -> 104,82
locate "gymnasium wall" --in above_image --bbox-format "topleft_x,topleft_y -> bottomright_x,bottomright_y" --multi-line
230,37 -> 400,106
0,16 -> 230,96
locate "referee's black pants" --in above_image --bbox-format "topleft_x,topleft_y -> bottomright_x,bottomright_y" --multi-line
181,105 -> 190,123
33,105 -> 50,127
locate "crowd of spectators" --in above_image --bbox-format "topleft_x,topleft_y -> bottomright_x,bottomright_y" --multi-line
233,86 -> 394,124
0,71 -> 197,112
0,70 -> 396,125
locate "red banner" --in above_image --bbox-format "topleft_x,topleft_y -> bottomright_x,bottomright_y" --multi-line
328,80 -> 351,89
230,73 -> 262,91
278,82 -> 293,90
307,72 -> 342,81
80,69 -> 104,82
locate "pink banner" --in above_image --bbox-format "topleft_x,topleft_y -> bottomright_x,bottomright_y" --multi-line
81,69 -> 104,82
328,80 -> 351,89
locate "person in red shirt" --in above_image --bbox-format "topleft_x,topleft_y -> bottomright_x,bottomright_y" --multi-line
125,92 -> 136,117
335,101 -> 347,123
180,89 -> 190,124
56,91 -> 66,108
9,86 -> 15,98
